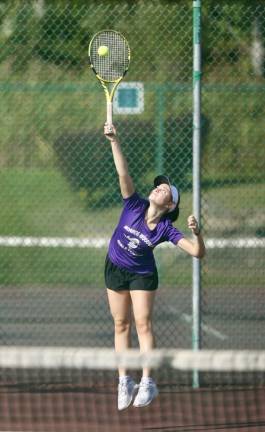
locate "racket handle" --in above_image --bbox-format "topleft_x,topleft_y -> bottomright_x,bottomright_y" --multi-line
106,101 -> 113,133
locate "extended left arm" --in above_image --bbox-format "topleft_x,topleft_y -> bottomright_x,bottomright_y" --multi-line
177,215 -> 206,258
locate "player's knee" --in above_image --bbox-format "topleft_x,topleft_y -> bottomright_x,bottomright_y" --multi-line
135,317 -> 152,335
114,318 -> 131,334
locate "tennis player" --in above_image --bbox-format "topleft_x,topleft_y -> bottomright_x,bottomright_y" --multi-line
104,124 -> 205,410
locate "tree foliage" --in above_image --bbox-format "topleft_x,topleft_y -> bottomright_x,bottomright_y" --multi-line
0,0 -> 264,204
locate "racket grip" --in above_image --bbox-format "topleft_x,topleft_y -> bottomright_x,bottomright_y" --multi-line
106,101 -> 113,133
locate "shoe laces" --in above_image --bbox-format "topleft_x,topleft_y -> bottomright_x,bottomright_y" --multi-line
119,380 -> 132,395
139,381 -> 153,391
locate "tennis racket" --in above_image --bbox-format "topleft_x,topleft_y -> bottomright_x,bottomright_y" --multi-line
88,30 -> 130,133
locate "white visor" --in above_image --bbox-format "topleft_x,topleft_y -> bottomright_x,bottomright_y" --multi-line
169,185 -> 179,210
153,175 -> 179,213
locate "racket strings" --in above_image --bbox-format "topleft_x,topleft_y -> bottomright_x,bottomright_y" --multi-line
90,31 -> 130,82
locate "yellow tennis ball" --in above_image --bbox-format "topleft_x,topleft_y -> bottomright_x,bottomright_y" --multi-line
98,45 -> 109,57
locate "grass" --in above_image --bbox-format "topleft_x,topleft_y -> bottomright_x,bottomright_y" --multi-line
0,239 -> 263,289
0,168 -> 193,237
0,247 -> 106,286
0,168 -> 264,288
203,183 -> 265,237
202,248 -> 265,288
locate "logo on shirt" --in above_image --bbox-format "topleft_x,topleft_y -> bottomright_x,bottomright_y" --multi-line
116,225 -> 153,257
124,225 -> 153,247
117,238 -> 142,256
124,235 -> 140,249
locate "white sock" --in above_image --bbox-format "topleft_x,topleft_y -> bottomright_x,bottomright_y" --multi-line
141,376 -> 155,384
119,375 -> 132,383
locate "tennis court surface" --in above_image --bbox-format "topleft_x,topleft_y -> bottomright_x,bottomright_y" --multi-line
0,348 -> 264,432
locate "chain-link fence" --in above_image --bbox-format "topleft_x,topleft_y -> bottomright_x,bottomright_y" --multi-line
201,3 -> 265,349
0,1 -> 264,349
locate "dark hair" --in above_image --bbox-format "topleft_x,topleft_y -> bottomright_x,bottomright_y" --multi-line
163,196 -> 180,222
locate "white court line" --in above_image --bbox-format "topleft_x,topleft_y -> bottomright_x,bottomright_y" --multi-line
181,313 -> 228,341
168,305 -> 228,341
0,236 -> 264,248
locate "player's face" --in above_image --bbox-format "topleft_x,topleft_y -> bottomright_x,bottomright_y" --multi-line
149,183 -> 172,207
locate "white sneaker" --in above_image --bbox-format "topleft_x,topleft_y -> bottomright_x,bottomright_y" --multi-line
118,378 -> 138,411
133,378 -> 158,407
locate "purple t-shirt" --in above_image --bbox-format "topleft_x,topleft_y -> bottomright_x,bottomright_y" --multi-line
108,192 -> 184,275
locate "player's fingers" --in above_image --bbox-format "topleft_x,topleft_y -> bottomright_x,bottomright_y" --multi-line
188,215 -> 198,224
188,216 -> 198,231
104,124 -> 115,134
104,128 -> 113,136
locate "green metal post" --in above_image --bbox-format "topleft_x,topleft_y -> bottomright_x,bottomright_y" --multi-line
192,0 -> 202,388
154,85 -> 165,277
155,86 -> 165,174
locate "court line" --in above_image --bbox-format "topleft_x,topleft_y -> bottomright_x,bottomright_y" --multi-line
168,307 -> 228,341
181,313 -> 228,341
0,236 -> 264,248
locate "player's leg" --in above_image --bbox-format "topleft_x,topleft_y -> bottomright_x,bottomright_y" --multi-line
106,288 -> 132,375
104,256 -> 133,374
106,288 -> 138,410
130,289 -> 156,377
130,289 -> 158,407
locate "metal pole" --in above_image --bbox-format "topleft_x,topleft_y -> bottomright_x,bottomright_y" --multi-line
192,0 -> 202,388
155,86 -> 165,276
155,86 -> 165,174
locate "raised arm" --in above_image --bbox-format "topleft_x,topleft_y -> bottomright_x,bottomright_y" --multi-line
177,215 -> 206,258
104,123 -> 135,199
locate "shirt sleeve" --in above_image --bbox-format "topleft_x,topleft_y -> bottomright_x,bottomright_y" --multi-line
122,192 -> 148,213
164,223 -> 184,245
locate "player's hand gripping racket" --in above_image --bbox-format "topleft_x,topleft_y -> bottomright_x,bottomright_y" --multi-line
88,30 -> 130,133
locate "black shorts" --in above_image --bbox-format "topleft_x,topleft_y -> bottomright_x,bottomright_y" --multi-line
104,255 -> 158,291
